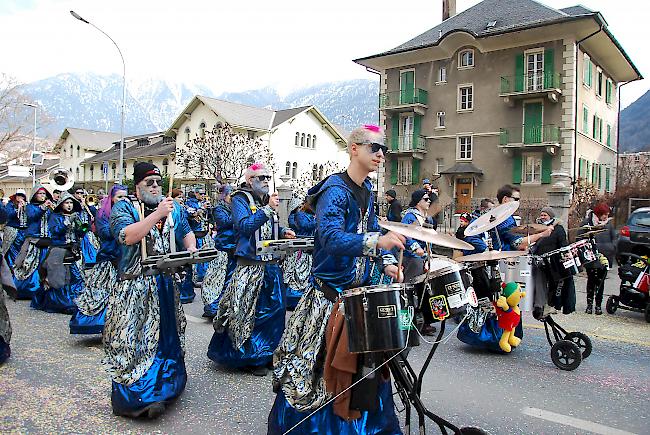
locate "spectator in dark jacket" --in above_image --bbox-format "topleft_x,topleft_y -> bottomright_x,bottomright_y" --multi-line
385,189 -> 403,222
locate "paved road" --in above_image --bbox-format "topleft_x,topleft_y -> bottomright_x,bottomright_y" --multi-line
1,267 -> 648,434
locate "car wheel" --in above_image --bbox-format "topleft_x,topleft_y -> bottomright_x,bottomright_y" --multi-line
645,304 -> 650,323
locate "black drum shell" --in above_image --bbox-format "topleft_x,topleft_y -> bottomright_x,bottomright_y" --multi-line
343,285 -> 419,353
543,247 -> 578,282
425,265 -> 468,321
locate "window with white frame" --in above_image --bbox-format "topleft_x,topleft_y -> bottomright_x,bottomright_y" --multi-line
458,85 -> 473,111
292,162 -> 298,178
184,127 -> 191,143
397,158 -> 412,185
306,134 -> 311,148
458,49 -> 474,68
597,70 -> 603,97
295,132 -> 299,146
438,67 -> 447,83
437,111 -> 446,128
436,158 -> 444,175
285,161 -> 291,176
523,153 -> 542,184
525,49 -> 544,91
199,122 -> 206,138
583,53 -> 592,87
312,135 -> 317,148
457,136 -> 472,160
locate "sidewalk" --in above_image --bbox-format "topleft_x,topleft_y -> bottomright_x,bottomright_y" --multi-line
524,265 -> 650,347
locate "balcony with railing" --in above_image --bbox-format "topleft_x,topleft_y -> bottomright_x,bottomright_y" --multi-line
379,89 -> 428,114
499,72 -> 562,103
499,124 -> 561,148
389,134 -> 427,157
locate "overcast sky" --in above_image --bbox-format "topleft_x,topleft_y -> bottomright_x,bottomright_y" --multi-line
1,0 -> 647,107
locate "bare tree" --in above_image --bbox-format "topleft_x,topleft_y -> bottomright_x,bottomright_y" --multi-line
175,122 -> 276,187
288,160 -> 342,199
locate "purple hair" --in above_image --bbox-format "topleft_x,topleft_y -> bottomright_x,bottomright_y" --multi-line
97,184 -> 128,220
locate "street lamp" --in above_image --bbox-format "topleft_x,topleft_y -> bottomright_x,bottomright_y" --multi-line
23,102 -> 38,186
70,10 -> 126,183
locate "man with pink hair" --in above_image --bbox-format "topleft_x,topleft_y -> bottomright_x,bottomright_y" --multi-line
208,162 -> 296,376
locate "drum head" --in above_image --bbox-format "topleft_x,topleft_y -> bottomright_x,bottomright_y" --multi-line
343,283 -> 413,298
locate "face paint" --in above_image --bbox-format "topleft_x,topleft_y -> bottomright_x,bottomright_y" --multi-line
251,176 -> 270,197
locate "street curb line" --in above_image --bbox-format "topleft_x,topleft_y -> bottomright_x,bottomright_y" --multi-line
524,323 -> 650,348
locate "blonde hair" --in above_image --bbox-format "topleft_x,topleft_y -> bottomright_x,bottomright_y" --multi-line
244,162 -> 268,183
347,125 -> 384,151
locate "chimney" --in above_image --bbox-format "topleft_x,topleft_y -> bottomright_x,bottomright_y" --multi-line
443,0 -> 456,20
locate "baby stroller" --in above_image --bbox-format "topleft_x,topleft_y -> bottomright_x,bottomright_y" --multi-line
606,253 -> 650,323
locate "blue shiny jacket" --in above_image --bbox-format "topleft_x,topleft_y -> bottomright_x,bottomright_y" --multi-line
4,202 -> 26,229
48,213 -> 84,247
308,174 -> 389,291
462,219 -> 488,256
401,208 -> 434,258
185,197 -> 203,232
95,215 -> 120,262
291,210 -> 316,237
0,205 -> 6,224
110,199 -> 191,277
231,190 -> 285,260
25,203 -> 49,238
213,202 -> 236,251
490,215 -> 520,251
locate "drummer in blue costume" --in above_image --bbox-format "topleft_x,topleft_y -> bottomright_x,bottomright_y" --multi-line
32,192 -> 86,314
283,195 -> 316,309
73,187 -> 99,269
1,226 -> 17,365
208,162 -> 295,377
2,190 -> 29,298
201,184 -> 237,319
269,125 -> 406,434
13,184 -> 53,299
187,188 -> 213,288
103,162 -> 196,419
70,185 -> 127,335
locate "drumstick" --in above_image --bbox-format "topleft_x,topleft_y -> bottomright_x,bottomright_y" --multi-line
167,175 -> 176,254
397,249 -> 404,282
138,202 -> 148,262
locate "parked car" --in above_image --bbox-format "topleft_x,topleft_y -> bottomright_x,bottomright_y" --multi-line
616,207 -> 650,263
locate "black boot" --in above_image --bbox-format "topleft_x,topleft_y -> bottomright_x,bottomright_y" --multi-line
595,306 -> 602,315
585,303 -> 593,314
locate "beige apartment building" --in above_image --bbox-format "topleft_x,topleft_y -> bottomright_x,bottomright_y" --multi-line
355,0 -> 641,212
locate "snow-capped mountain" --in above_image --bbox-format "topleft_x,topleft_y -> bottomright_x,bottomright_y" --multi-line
22,73 -> 379,139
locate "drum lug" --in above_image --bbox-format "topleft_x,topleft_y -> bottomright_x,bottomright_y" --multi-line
362,294 -> 368,312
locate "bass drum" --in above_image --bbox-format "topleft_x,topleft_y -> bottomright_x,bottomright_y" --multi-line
342,283 -> 419,353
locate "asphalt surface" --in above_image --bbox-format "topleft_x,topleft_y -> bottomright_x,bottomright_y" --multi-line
1,266 -> 648,434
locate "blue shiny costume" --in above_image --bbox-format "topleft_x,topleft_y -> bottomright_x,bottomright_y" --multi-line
3,201 -> 31,299
201,202 -> 237,318
70,214 -> 120,334
208,189 -> 286,370
178,204 -> 196,304
104,199 -> 190,416
1,226 -> 14,365
401,208 -> 434,258
269,174 -> 402,434
284,210 -> 316,309
78,207 -> 98,269
31,212 -> 85,314
186,196 -> 210,284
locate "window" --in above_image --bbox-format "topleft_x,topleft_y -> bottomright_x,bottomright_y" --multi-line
62,147 -> 66,158
606,124 -> 612,147
162,159 -> 169,175
312,164 -> 318,181
437,111 -> 446,128
597,70 -> 603,97
523,153 -> 542,184
457,136 -> 472,160
458,49 -> 474,68
582,105 -> 589,134
397,158 -> 412,184
70,144 -> 73,156
318,165 -> 324,180
295,132 -> 299,146
77,145 -> 81,158
592,115 -> 602,142
306,134 -> 311,148
184,127 -> 191,143
90,164 -> 94,180
75,167 -> 80,180
199,122 -> 206,139
291,162 -> 298,179
247,130 -> 256,139
583,53 -> 592,87
301,133 -> 305,147
111,162 -> 116,179
525,50 -> 544,91
438,67 -> 447,83
312,135 -> 316,148
606,79 -> 614,104
285,161 -> 291,176
458,85 -> 473,111
435,158 -> 444,175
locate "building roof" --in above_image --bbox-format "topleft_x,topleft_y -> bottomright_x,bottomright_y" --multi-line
82,138 -> 175,165
55,128 -> 121,153
440,162 -> 484,175
559,5 -> 593,16
272,106 -> 310,128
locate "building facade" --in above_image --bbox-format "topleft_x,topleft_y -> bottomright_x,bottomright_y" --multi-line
53,128 -> 120,183
355,0 -> 641,211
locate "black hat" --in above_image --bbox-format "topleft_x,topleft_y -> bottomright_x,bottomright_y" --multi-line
385,189 -> 397,199
133,162 -> 161,186
409,189 -> 428,207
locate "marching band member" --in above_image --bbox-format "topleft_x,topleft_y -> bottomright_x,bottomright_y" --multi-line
2,190 -> 29,298
13,184 -> 53,299
73,188 -> 100,269
201,184 -> 237,319
208,162 -> 295,377
177,190 -> 196,304
103,162 -> 196,419
187,187 -> 212,287
283,195 -> 315,310
70,185 -> 127,335
0,232 -> 16,365
32,192 -> 86,314
269,125 -> 404,434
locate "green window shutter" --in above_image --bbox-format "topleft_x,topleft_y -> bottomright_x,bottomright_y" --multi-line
413,115 -> 422,150
544,48 -> 555,88
578,158 -> 584,179
607,124 -> 611,146
391,116 -> 399,151
586,161 -> 590,183
583,107 -> 589,134
599,165 -> 604,189
512,153 -> 522,184
591,163 -> 596,184
605,167 -> 611,191
587,61 -> 593,87
411,159 -> 420,185
606,80 -> 612,104
390,159 -> 398,185
592,115 -> 597,138
515,53 -> 525,92
541,153 -> 553,184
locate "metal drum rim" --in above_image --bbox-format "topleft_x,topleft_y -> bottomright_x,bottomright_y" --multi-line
342,283 -> 414,297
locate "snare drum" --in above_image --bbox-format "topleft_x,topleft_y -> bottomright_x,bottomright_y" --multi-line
498,255 -> 535,312
542,246 -> 578,282
571,239 -> 598,268
342,283 -> 419,353
425,258 -> 471,321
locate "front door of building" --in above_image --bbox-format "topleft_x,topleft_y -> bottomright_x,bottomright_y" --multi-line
523,102 -> 543,144
455,177 -> 473,213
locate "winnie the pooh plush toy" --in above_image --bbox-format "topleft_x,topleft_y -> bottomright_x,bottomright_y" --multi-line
495,282 -> 526,353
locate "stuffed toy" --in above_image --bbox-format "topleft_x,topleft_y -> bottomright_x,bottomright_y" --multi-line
495,282 -> 526,353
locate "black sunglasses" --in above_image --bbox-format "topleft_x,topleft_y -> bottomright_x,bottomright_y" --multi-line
359,141 -> 388,155
422,197 -> 432,202
510,196 -> 520,201
145,178 -> 162,187
75,191 -> 84,195
256,175 -> 272,181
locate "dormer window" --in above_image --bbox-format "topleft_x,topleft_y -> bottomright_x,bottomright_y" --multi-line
184,127 -> 191,143
199,122 -> 206,138
458,49 -> 475,69
137,138 -> 149,147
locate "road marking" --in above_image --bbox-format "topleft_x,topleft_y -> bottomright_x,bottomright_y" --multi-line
185,314 -> 208,324
522,407 -> 637,435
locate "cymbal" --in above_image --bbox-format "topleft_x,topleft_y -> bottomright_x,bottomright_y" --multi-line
456,250 -> 526,262
379,221 -> 475,251
576,228 -> 607,238
568,224 -> 606,232
464,201 -> 520,237
509,223 -> 549,235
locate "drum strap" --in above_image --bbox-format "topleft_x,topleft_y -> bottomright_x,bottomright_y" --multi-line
315,278 -> 340,303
